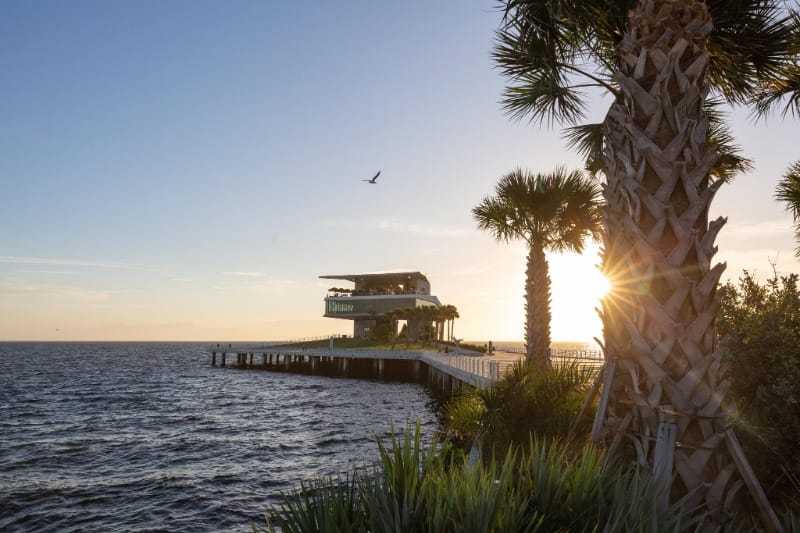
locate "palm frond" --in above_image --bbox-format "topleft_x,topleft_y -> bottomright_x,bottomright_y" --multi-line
754,63 -> 800,119
704,99 -> 754,183
562,123 -> 605,175
498,56 -> 590,126
493,1 -> 617,126
706,0 -> 800,103
775,161 -> 800,258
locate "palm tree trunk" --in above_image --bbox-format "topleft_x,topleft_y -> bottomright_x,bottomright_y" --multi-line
597,0 -> 758,522
525,242 -> 551,369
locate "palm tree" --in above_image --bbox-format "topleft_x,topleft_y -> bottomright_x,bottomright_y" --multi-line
473,167 -> 602,369
441,304 -> 460,341
433,307 -> 446,342
404,306 -> 422,343
775,162 -> 800,257
419,306 -> 437,345
385,309 -> 400,349
495,0 -> 797,525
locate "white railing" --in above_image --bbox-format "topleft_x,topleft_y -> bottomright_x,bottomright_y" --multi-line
421,352 -> 518,383
494,345 -> 604,361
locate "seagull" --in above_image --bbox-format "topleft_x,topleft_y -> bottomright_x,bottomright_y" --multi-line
362,171 -> 381,184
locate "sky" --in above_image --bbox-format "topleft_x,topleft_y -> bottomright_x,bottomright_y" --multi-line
1,1 -> 798,343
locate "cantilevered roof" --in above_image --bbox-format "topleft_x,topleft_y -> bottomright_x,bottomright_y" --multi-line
319,271 -> 430,284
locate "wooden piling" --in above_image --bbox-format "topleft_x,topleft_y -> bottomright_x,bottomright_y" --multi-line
212,352 -> 217,367
221,352 -> 227,367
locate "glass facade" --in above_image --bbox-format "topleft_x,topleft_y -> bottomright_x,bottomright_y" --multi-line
324,296 -> 437,317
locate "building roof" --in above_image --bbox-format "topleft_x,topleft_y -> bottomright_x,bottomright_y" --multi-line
319,271 -> 430,284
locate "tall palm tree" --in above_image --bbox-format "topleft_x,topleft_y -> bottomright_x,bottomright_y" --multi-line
495,0 -> 797,525
434,307 -> 446,342
385,309 -> 401,349
442,304 -> 460,341
473,167 -> 602,368
775,161 -> 800,257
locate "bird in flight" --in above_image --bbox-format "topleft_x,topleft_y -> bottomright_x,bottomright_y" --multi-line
363,171 -> 381,184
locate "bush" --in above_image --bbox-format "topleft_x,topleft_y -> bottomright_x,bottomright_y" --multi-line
718,271 -> 800,508
446,361 -> 597,456
263,424 -> 701,532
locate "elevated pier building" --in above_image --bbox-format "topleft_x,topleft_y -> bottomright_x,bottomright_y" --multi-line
320,271 -> 441,338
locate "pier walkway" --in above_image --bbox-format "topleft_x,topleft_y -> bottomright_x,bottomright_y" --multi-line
208,345 -> 603,395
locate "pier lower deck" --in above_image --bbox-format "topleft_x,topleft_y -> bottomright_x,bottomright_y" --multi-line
208,346 -> 603,395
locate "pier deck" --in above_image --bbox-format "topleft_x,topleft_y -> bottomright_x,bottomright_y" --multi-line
208,345 -> 603,395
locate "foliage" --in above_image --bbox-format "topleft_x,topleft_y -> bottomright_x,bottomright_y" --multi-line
473,167 -> 602,366
775,161 -> 800,258
717,270 -> 800,507
446,361 -> 597,454
494,0 -> 798,179
263,424 -> 701,532
368,321 -> 392,344
437,339 -> 487,353
272,337 -> 382,350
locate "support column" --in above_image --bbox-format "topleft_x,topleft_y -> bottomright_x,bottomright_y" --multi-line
311,356 -> 318,374
377,358 -> 384,379
284,354 -> 291,369
221,352 -> 227,367
249,353 -> 254,367
212,352 -> 217,367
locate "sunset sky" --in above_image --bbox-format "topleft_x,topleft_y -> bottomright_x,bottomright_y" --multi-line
2,1 -> 798,343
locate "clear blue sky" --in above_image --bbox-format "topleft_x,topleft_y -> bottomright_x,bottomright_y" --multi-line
1,1 -> 798,341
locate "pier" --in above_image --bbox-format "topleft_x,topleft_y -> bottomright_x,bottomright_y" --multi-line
208,345 -> 603,395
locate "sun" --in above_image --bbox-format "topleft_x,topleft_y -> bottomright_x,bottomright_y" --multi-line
548,245 -> 608,343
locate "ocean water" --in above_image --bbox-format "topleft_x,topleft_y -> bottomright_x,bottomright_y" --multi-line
0,343 -> 441,532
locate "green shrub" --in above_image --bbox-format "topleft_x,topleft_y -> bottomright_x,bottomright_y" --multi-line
446,361 -> 596,455
718,271 -> 800,509
262,424 -> 702,532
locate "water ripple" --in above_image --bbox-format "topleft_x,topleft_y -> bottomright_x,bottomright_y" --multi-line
0,342 -> 440,531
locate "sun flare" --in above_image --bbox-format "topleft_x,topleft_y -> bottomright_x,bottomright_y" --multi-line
548,245 -> 608,343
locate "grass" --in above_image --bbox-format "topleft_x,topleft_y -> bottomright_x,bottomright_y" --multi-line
271,338 -> 435,351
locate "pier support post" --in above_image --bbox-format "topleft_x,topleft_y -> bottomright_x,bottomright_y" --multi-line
311,356 -> 318,374
212,352 -> 217,367
221,353 -> 227,367
284,354 -> 291,369
249,353 -> 254,368
413,360 -> 420,380
377,358 -> 384,379
342,358 -> 349,377
262,353 -> 268,366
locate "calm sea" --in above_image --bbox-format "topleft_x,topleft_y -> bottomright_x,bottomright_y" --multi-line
0,343 -> 441,532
